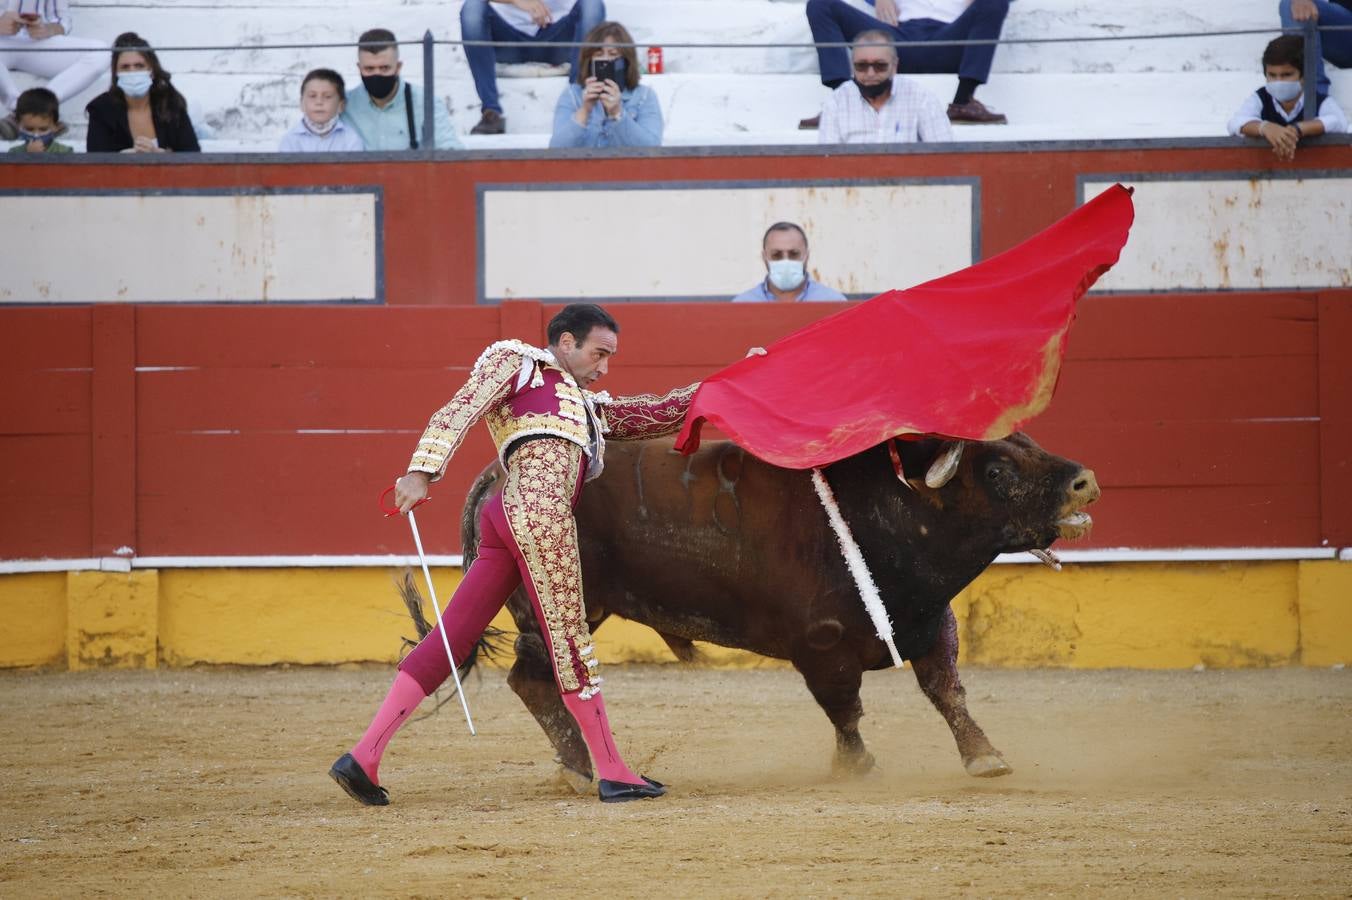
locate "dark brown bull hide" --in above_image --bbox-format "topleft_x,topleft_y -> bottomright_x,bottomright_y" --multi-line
459,434 -> 1098,787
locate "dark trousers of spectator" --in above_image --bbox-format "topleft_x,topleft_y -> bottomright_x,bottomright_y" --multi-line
1279,0 -> 1352,92
806,0 -> 1010,87
461,0 -> 606,114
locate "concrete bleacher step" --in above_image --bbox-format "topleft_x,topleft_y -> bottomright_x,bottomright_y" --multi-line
17,0 -> 1331,151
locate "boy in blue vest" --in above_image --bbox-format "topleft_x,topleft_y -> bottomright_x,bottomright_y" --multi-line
1227,35 -> 1346,160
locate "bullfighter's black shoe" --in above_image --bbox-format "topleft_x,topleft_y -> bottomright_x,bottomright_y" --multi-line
598,775 -> 666,803
329,752 -> 389,806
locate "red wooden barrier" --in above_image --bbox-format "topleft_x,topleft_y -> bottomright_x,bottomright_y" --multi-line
2,294 -> 1347,559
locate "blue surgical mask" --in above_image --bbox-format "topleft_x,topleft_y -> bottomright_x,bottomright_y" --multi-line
18,130 -> 57,147
1266,80 -> 1302,103
118,71 -> 153,98
768,259 -> 807,292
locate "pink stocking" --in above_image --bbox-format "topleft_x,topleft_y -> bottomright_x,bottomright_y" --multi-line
561,690 -> 643,784
350,670 -> 426,786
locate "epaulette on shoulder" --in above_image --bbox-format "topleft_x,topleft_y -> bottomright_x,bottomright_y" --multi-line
471,339 -> 549,375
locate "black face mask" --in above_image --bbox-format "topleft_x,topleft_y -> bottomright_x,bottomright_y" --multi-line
361,73 -> 399,100
854,77 -> 892,100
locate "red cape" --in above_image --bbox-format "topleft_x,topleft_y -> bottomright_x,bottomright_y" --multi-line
674,184 -> 1135,468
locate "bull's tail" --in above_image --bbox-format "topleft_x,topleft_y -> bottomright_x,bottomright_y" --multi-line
395,569 -> 510,719
460,463 -> 503,573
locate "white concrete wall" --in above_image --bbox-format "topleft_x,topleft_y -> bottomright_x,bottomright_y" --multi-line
4,0 -> 1342,149
0,192 -> 379,303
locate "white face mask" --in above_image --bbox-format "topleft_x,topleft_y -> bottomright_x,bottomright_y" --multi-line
1266,80 -> 1302,103
303,115 -> 339,136
117,71 -> 153,98
767,259 -> 807,292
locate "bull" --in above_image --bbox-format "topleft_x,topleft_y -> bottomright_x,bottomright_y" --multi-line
456,434 -> 1099,787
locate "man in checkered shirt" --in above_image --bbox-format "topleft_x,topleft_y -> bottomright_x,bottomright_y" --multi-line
818,30 -> 952,144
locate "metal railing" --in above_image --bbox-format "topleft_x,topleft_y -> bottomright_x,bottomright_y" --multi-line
10,20 -> 1351,149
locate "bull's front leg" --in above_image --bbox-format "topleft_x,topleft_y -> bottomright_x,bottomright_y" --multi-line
503,589 -> 594,793
911,606 -> 1012,778
794,647 -> 875,777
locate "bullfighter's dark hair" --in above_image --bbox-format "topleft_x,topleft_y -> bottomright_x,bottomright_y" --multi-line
15,87 -> 60,123
358,28 -> 399,57
1263,35 -> 1304,74
762,221 -> 808,250
548,304 -> 619,346
301,68 -> 347,101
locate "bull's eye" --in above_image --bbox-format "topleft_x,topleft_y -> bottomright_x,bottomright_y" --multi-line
985,463 -> 1005,481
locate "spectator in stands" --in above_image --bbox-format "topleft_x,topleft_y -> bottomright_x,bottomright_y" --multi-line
732,222 -> 847,303
1228,34 -> 1346,161
801,0 -> 1009,129
279,68 -> 364,152
549,21 -> 661,148
86,32 -> 200,153
1279,0 -> 1352,93
461,0 -> 605,135
0,0 -> 105,140
7,86 -> 71,153
342,28 -> 461,151
818,30 -> 952,144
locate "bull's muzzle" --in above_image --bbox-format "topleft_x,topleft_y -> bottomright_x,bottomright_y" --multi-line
1056,468 -> 1099,540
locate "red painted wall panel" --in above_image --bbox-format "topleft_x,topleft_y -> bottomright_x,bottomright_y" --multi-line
1,294 -> 1342,557
1,143 -> 1346,558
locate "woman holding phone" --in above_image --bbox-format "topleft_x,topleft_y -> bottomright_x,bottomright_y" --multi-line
0,0 -> 105,139
85,31 -> 199,153
549,21 -> 663,149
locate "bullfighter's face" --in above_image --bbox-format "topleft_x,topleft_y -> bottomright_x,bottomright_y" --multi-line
554,326 -> 618,389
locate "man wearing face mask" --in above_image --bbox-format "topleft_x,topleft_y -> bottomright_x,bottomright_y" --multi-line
1227,34 -> 1346,161
342,27 -> 463,151
732,222 -> 847,303
818,30 -> 952,145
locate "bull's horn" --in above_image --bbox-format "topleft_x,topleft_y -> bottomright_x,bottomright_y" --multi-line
924,441 -> 964,489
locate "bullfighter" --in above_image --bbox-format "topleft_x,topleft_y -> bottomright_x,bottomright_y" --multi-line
330,303 -> 697,804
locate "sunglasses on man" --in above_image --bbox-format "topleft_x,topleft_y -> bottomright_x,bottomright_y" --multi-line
852,60 -> 893,74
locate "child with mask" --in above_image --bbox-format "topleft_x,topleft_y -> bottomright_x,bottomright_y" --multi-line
85,31 -> 199,153
1227,34 -> 1347,161
279,69 -> 364,152
8,87 -> 72,154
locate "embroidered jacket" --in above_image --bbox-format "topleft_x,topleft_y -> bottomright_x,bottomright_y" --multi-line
408,339 -> 698,482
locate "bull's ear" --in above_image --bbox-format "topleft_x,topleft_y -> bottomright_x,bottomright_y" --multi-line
924,441 -> 964,489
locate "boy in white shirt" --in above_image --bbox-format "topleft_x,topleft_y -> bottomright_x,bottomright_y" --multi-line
1227,34 -> 1347,161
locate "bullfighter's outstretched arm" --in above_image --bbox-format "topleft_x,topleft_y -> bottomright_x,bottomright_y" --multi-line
596,382 -> 701,441
407,343 -> 522,480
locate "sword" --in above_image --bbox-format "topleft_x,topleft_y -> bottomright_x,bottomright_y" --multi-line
382,484 -> 477,736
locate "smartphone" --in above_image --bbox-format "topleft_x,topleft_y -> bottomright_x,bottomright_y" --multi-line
591,58 -> 617,84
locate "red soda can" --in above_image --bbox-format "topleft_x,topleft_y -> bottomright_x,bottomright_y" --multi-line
647,46 -> 663,75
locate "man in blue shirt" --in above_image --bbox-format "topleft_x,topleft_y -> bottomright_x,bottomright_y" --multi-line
342,28 -> 463,151
732,222 -> 848,303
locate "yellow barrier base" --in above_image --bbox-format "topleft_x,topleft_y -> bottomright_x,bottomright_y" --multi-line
1,560 -> 1348,670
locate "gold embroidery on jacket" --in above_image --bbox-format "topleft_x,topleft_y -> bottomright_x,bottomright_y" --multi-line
600,382 -> 700,441
499,440 -> 599,695
408,342 -> 523,478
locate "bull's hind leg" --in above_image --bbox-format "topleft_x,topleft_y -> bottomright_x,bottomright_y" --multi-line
912,606 -> 1012,778
503,586 -> 594,792
795,653 -> 875,777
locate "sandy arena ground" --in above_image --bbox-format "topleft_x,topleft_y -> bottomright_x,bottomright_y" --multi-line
3,663 -> 1350,898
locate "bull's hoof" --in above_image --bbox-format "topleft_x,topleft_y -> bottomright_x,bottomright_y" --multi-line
553,763 -> 594,795
964,754 -> 1013,778
831,750 -> 877,778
